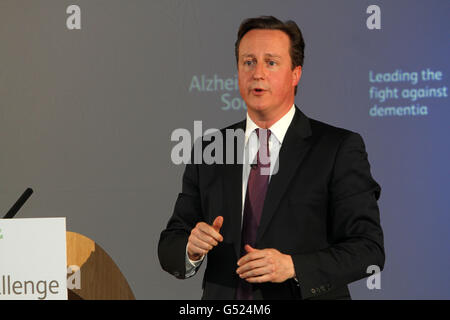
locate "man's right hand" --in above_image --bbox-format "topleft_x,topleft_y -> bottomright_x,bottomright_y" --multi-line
187,216 -> 224,261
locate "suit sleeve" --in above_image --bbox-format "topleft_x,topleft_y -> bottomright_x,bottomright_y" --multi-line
158,161 -> 204,279
292,132 -> 385,299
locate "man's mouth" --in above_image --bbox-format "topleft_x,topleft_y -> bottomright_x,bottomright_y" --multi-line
251,88 -> 267,95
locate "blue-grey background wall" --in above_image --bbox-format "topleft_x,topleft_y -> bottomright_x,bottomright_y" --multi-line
0,0 -> 448,299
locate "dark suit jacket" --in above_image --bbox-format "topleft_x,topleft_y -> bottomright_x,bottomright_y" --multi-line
158,106 -> 385,300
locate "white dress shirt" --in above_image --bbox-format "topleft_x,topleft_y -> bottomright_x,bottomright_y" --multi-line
185,104 -> 296,277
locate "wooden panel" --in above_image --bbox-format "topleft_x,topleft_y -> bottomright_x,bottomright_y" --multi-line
66,231 -> 135,300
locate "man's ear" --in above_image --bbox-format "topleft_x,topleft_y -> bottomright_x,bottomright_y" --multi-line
292,65 -> 302,86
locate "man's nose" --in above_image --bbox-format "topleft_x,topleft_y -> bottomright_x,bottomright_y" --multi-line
252,62 -> 266,80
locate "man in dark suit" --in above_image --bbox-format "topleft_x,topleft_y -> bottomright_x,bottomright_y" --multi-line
158,16 -> 384,300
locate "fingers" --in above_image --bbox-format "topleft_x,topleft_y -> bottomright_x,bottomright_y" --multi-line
197,220 -> 223,243
244,273 -> 274,283
237,246 -> 265,266
189,233 -> 215,251
239,266 -> 274,281
236,248 -> 295,283
237,259 -> 275,283
187,242 -> 209,258
244,244 -> 256,253
239,267 -> 271,280
187,217 -> 224,259
236,257 -> 272,276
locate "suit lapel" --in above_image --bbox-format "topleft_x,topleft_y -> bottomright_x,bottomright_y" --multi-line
256,107 -> 312,245
221,120 -> 245,259
223,162 -> 242,260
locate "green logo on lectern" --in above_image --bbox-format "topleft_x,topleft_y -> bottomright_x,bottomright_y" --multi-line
0,228 -> 3,240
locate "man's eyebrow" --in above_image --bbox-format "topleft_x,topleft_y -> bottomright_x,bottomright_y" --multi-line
240,53 -> 281,58
265,53 -> 281,58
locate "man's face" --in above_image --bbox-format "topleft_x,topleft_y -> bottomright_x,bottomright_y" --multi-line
238,29 -> 301,117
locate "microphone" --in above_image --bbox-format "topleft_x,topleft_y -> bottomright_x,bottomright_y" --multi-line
3,188 -> 33,219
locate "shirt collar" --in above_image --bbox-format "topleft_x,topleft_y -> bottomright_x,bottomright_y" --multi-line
245,104 -> 296,145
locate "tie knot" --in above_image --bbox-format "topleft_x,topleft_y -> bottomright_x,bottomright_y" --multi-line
255,128 -> 271,140
255,128 -> 271,167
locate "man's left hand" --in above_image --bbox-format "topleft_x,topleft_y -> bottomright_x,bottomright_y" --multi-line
236,245 -> 296,283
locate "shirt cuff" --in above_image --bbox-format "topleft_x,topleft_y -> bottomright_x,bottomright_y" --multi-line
185,244 -> 205,278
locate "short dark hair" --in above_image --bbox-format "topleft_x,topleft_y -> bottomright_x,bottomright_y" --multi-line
235,16 -> 305,94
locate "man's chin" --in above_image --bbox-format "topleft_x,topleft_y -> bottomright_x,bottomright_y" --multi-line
245,101 -> 270,113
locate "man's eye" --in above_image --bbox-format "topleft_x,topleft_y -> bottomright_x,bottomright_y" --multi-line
268,61 -> 276,66
244,61 -> 253,66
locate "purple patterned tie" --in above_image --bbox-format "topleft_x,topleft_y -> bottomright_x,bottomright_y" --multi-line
236,128 -> 271,300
